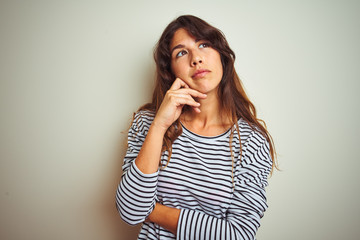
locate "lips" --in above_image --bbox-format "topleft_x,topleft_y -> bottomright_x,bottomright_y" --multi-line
192,69 -> 210,79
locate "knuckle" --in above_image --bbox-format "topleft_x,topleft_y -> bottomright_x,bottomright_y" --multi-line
169,95 -> 176,101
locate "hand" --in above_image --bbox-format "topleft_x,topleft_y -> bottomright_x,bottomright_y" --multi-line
145,203 -> 180,235
153,78 -> 207,132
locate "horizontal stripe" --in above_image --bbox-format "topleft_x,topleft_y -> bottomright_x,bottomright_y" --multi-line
116,110 -> 272,239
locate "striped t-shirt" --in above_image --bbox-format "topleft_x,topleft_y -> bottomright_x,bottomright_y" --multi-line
116,110 -> 272,240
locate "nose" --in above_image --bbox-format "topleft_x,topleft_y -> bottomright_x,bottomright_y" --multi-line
191,52 -> 203,67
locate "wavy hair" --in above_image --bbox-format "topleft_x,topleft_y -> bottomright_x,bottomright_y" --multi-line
139,15 -> 277,173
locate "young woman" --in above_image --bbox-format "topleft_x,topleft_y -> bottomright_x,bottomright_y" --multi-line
116,15 -> 277,240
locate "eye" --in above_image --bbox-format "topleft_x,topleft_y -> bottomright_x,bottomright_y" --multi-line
176,50 -> 188,58
199,42 -> 210,48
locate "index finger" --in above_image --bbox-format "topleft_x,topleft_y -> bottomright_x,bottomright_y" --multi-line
177,88 -> 207,98
169,78 -> 190,90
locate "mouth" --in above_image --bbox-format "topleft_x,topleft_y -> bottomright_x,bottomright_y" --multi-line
192,69 -> 210,79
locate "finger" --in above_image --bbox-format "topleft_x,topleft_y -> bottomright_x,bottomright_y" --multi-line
167,92 -> 201,106
175,88 -> 207,98
173,96 -> 201,108
192,106 -> 201,113
167,92 -> 197,101
169,78 -> 189,91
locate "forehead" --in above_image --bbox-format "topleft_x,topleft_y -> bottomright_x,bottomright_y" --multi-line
170,28 -> 197,49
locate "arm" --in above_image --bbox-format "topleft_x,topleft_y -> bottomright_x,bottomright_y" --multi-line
147,131 -> 272,239
135,78 -> 206,174
116,78 -> 206,225
177,131 -> 272,239
115,111 -> 160,225
146,203 -> 181,235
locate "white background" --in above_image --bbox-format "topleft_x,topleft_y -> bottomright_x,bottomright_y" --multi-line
1,0 -> 359,239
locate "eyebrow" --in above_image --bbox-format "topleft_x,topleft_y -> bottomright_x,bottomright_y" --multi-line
170,44 -> 185,55
170,39 -> 202,55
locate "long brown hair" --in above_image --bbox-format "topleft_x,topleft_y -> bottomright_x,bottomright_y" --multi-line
139,15 -> 277,173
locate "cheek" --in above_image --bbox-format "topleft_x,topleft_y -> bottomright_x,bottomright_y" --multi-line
171,61 -> 186,78
218,63 -> 224,77
215,55 -> 223,77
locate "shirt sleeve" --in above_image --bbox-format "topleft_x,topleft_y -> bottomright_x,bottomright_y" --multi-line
176,130 -> 272,240
115,111 -> 159,225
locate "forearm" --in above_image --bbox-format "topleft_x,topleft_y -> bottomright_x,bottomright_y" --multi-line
147,203 -> 181,235
146,204 -> 255,239
116,161 -> 158,225
135,122 -> 166,174
177,208 -> 258,240
117,112 -> 167,225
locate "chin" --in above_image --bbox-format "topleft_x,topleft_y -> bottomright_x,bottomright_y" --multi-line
197,84 -> 219,94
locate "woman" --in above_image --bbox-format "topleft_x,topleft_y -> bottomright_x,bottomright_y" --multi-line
116,15 -> 277,239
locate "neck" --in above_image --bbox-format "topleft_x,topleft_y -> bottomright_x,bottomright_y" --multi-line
181,91 -> 231,132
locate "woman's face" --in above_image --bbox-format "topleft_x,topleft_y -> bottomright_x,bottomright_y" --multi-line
170,28 -> 223,95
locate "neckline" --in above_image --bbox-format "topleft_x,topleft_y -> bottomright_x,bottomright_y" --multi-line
180,122 -> 232,141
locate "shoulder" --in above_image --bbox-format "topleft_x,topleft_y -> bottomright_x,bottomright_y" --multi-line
235,118 -> 267,145
131,109 -> 155,135
236,118 -> 271,164
235,119 -> 272,185
133,109 -> 155,122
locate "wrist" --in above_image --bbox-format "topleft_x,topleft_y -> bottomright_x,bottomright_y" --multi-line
147,202 -> 159,222
150,119 -> 169,135
147,203 -> 180,235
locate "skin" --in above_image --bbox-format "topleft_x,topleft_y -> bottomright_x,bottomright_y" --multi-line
170,28 -> 230,136
170,28 -> 223,96
135,28 -> 228,235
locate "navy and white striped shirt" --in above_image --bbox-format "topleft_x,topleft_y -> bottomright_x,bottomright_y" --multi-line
116,110 -> 272,239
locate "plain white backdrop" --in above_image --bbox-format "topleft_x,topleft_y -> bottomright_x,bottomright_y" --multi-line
1,0 -> 359,239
